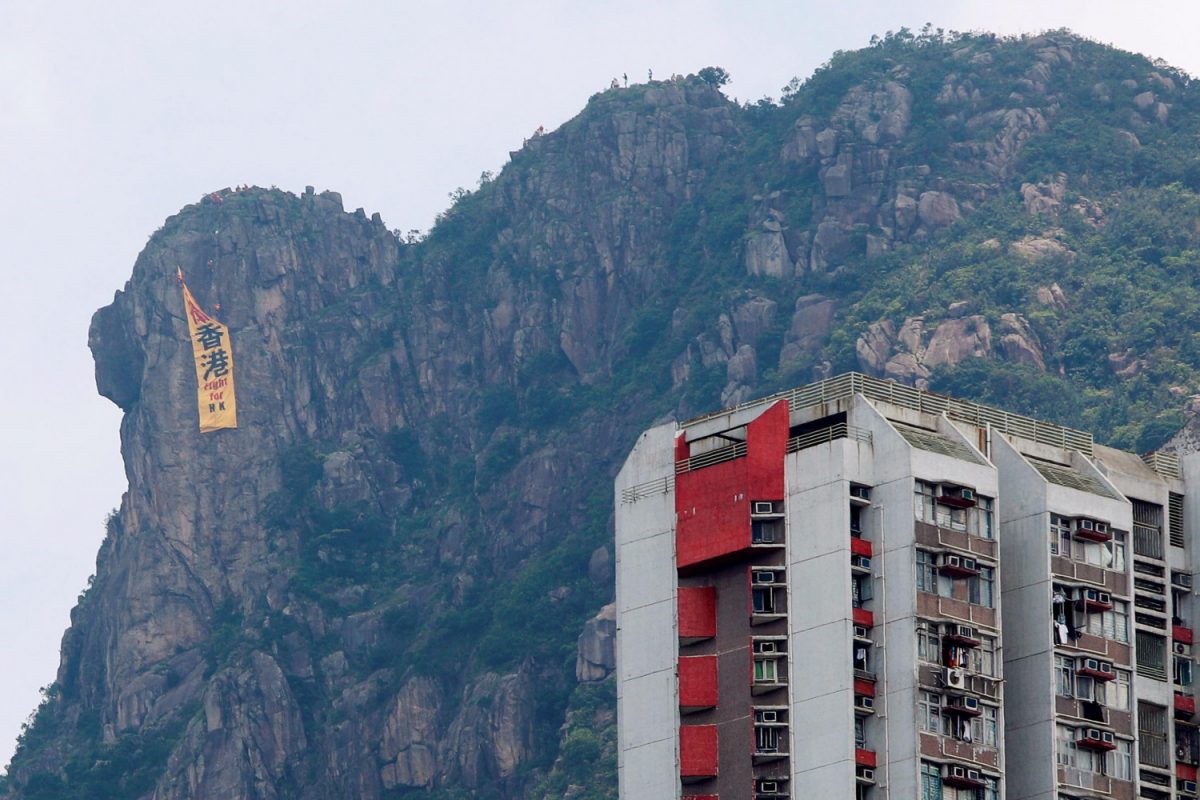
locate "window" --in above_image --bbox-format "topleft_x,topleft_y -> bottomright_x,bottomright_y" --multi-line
854,714 -> 866,749
853,642 -> 871,673
966,636 -> 998,677
755,724 -> 782,753
1174,583 -> 1190,624
920,761 -> 942,800
968,566 -> 995,608
752,518 -> 783,544
916,549 -> 951,597
1136,631 -> 1167,680
1103,669 -> 1132,711
1178,723 -> 1199,765
1056,655 -> 1076,698
1110,738 -> 1133,781
753,586 -> 779,614
918,691 -> 942,734
1085,600 -> 1129,643
754,658 -> 778,683
915,481 -> 936,524
1132,499 -> 1164,560
851,504 -> 864,536
1056,724 -> 1076,767
973,496 -> 995,539
918,625 -> 941,664
852,573 -> 873,608
1177,654 -> 1195,687
917,549 -> 937,593
1051,514 -> 1072,558
1138,702 -> 1169,767
1109,530 -> 1127,572
970,704 -> 999,747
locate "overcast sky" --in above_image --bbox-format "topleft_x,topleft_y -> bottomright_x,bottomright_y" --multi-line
3,0 -> 1199,770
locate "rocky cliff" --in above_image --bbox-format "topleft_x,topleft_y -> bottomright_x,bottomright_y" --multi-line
9,28 -> 1200,799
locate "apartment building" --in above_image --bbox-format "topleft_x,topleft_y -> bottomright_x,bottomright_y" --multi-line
615,372 -> 1198,800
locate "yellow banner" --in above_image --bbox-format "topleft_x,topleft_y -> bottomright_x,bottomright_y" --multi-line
181,280 -> 238,432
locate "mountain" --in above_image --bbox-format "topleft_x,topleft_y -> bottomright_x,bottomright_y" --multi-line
7,27 -> 1200,799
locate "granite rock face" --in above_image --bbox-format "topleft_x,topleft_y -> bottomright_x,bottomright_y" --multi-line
11,81 -> 741,800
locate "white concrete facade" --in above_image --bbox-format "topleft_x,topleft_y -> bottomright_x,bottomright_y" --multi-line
616,374 -> 1196,800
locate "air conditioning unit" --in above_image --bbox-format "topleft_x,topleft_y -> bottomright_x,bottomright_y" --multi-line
1179,778 -> 1198,795
852,554 -> 872,571
945,623 -> 978,643
960,488 -> 975,502
939,553 -> 980,576
755,640 -> 779,654
946,695 -> 981,714
1177,641 -> 1194,656
1080,588 -> 1112,607
945,667 -> 967,690
856,767 -> 876,783
1175,573 -> 1194,589
854,624 -> 872,640
966,769 -> 983,782
1077,657 -> 1115,679
851,485 -> 871,501
942,764 -> 969,780
757,710 -> 779,723
753,501 -> 776,515
1076,728 -> 1116,749
758,780 -> 780,793
1079,518 -> 1096,530
855,695 -> 875,711
753,570 -> 777,584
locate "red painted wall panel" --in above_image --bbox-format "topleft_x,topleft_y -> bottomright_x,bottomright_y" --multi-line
678,655 -> 719,710
678,586 -> 717,640
679,724 -> 719,778
855,748 -> 878,768
1178,762 -> 1198,781
854,677 -> 876,697
744,401 -> 788,498
851,537 -> 873,556
676,402 -> 789,568
853,608 -> 874,627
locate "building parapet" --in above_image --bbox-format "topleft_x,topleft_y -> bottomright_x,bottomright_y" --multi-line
681,372 -> 1094,456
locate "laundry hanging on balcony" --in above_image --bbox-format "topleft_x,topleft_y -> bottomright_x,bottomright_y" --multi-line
179,269 -> 238,432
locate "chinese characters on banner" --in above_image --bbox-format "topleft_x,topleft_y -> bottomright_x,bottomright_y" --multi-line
181,280 -> 238,432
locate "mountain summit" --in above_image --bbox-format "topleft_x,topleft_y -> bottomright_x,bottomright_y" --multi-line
8,28 -> 1200,799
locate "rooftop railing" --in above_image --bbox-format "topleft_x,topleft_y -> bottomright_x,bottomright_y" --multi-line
682,371 -> 1094,456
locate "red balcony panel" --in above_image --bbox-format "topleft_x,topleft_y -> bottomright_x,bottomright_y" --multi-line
855,748 -> 877,768
679,656 -> 718,712
1176,624 -> 1195,645
1176,693 -> 1196,718
675,402 -> 788,568
853,608 -> 874,627
1178,763 -> 1198,781
854,677 -> 876,697
680,724 -> 719,778
851,537 -> 873,557
679,587 -> 717,642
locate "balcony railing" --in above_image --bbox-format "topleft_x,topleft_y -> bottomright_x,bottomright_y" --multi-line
675,440 -> 746,475
787,422 -> 872,453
